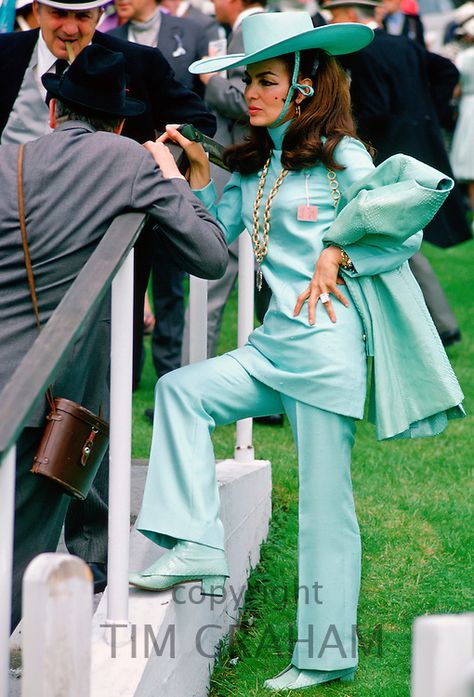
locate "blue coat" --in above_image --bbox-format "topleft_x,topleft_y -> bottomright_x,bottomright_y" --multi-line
323,154 -> 464,440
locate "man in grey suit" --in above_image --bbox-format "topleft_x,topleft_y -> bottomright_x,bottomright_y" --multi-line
111,0 -> 208,92
158,0 -> 222,46
0,0 -> 216,590
180,0 -> 266,364
1,44 -> 227,630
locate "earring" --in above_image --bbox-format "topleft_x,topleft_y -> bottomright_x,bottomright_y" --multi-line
295,103 -> 301,118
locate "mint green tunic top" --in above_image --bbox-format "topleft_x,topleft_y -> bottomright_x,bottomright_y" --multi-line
196,122 -> 421,419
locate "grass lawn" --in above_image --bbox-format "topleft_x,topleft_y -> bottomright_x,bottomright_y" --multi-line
132,239 -> 473,696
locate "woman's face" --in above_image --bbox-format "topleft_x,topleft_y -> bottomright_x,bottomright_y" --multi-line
243,57 -> 292,127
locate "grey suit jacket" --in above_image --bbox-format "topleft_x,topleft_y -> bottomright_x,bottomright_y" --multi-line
182,5 -> 221,44
204,27 -> 249,146
202,27 -> 251,195
109,13 -> 207,91
0,121 -> 227,424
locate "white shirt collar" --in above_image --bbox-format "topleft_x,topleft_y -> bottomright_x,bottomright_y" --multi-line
37,31 -> 59,78
233,6 -> 264,32
35,33 -> 61,101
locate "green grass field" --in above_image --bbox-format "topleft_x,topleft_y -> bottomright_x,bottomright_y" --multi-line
132,240 -> 473,696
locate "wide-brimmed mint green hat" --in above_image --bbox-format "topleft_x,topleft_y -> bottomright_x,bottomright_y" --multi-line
189,11 -> 373,75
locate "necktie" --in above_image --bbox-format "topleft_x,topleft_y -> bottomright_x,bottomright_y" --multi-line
55,59 -> 69,76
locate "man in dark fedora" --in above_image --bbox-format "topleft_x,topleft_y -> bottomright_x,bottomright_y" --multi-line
326,0 -> 470,347
0,0 -> 217,592
0,43 -> 227,630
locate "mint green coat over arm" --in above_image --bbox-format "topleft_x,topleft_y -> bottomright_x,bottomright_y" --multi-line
323,154 -> 464,440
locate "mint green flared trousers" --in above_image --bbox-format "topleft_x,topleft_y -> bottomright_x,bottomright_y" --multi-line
136,353 -> 361,670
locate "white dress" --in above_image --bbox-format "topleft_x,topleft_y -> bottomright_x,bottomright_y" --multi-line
450,46 -> 474,181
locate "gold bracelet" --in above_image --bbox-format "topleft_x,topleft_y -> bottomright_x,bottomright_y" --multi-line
339,248 -> 355,272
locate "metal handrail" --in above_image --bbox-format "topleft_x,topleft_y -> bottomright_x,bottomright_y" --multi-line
0,212 -> 145,458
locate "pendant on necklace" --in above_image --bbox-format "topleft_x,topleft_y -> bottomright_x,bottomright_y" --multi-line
297,204 -> 318,222
256,266 -> 263,292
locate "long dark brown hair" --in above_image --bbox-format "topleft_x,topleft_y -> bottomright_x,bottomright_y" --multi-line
224,49 -> 367,174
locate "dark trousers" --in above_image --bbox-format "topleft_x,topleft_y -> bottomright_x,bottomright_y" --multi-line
151,247 -> 185,379
133,222 -> 155,390
64,447 -> 109,565
408,251 -> 458,336
132,222 -> 185,385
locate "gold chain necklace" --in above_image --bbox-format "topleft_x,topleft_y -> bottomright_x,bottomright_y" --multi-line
327,169 -> 341,208
252,153 -> 289,291
251,155 -> 341,291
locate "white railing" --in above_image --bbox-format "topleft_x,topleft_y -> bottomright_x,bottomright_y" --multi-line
106,250 -> 135,630
234,232 -> 255,463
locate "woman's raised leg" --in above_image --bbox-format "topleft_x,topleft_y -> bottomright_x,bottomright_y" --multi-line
135,353 -> 283,551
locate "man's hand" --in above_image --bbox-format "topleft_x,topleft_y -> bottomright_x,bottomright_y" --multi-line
143,139 -> 185,180
158,124 -> 211,189
293,246 -> 350,325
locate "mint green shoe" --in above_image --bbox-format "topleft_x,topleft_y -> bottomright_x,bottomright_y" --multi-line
129,540 -> 229,597
264,664 -> 356,691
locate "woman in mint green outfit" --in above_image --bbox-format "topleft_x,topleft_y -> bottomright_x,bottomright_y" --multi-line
130,12 -> 464,691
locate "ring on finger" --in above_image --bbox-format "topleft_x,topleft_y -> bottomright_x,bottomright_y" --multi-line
319,292 -> 330,304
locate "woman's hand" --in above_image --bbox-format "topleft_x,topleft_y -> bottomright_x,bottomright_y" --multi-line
143,139 -> 185,180
158,124 -> 211,189
293,246 -> 350,325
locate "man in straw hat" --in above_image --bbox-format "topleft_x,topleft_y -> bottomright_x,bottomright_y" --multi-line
325,0 -> 469,347
0,0 -> 216,593
0,43 -> 227,630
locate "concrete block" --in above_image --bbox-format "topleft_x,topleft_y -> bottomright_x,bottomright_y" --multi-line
90,459 -> 271,697
412,613 -> 474,697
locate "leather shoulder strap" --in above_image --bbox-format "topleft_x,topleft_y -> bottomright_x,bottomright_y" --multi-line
17,143 -> 41,329
17,144 -> 56,412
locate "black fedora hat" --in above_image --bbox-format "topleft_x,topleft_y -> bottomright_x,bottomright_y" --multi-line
42,44 -> 145,118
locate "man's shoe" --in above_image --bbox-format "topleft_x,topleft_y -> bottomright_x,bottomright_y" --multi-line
129,540 -> 229,597
254,414 -> 284,426
264,664 -> 355,691
440,329 -> 461,348
89,562 -> 107,594
144,407 -> 154,424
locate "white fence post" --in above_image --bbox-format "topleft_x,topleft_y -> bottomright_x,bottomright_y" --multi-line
412,614 -> 474,697
188,276 -> 208,364
235,233 -> 255,463
0,446 -> 15,697
106,249 -> 134,633
22,553 -> 92,697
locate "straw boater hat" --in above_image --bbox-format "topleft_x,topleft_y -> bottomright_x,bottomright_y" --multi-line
189,11 -> 374,75
37,0 -> 109,12
321,0 -> 379,9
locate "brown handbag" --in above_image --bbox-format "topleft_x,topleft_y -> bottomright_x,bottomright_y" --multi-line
17,144 -> 110,500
